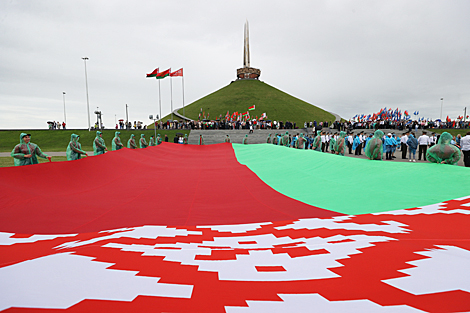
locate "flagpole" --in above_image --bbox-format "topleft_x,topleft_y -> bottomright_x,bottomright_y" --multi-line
170,75 -> 174,121
182,75 -> 185,117
158,79 -> 162,125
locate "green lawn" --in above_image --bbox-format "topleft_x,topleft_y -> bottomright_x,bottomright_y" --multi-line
0,129 -> 189,152
0,156 -> 68,167
427,128 -> 470,137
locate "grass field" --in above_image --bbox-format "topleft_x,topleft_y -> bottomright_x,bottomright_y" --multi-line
159,80 -> 335,125
0,129 -> 189,152
428,128 -> 470,137
0,156 -> 68,167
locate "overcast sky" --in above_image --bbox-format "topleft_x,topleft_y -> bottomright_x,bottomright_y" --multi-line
1,0 -> 469,129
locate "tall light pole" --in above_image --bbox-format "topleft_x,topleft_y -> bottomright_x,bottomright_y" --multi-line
62,92 -> 67,124
82,57 -> 91,130
440,98 -> 444,120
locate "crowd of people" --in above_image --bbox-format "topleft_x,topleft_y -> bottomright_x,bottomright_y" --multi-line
264,130 -> 470,167
10,129 -> 470,167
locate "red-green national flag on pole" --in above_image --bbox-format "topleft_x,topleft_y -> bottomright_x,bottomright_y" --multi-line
248,105 -> 255,111
242,111 -> 249,117
146,68 -> 159,77
170,68 -> 183,77
156,69 -> 171,79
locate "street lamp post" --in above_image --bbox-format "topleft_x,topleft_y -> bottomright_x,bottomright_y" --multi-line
62,92 -> 66,124
82,57 -> 91,131
149,115 -> 158,142
440,98 -> 444,121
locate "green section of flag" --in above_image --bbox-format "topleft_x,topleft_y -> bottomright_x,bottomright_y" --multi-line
232,143 -> 470,215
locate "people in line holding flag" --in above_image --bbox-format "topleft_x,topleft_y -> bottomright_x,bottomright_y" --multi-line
225,135 -> 231,143
157,134 -> 162,145
297,133 -> 306,149
93,131 -> 107,155
281,131 -> 290,147
266,134 -> 271,144
199,135 -> 204,145
66,134 -> 87,161
400,131 -> 409,159
243,135 -> 248,145
149,135 -> 156,146
11,133 -> 51,166
127,134 -> 137,149
426,132 -> 461,165
312,131 -> 322,152
364,130 -> 384,160
112,132 -> 123,150
140,134 -> 148,148
352,134 -> 361,155
334,131 -> 346,156
329,134 -> 336,154
384,133 -> 398,160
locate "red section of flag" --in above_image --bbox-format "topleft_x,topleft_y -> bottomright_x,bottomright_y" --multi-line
170,68 -> 183,77
146,68 -> 159,77
248,105 -> 255,111
156,69 -> 171,79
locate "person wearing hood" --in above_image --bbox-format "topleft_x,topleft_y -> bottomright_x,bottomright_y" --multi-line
384,133 -> 396,160
156,134 -> 163,145
140,134 -> 148,148
312,130 -> 322,151
112,131 -> 124,150
93,131 -> 107,155
406,132 -> 418,162
276,133 -> 282,145
199,134 -> 204,145
184,134 -> 188,145
426,132 -> 461,165
297,133 -> 305,149
127,134 -> 137,149
364,130 -> 384,160
266,133 -> 272,144
329,134 -> 336,154
334,131 -> 347,156
242,134 -> 248,145
11,133 -> 51,166
282,131 -> 290,146
149,135 -> 156,146
66,134 -> 88,160
224,134 -> 231,143
352,134 -> 362,155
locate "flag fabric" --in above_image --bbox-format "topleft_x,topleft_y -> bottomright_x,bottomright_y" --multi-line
170,68 -> 183,77
146,68 -> 159,77
1,144 -> 470,312
248,105 -> 255,111
156,69 -> 171,79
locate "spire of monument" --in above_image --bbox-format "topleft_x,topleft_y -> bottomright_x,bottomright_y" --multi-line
244,20 -> 250,68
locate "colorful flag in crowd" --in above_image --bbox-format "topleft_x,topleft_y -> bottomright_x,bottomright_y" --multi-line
248,105 -> 255,111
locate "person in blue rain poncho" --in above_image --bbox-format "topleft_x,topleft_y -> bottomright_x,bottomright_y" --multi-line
384,133 -> 397,160
352,134 -> 361,155
407,133 -> 418,162
11,133 -> 51,166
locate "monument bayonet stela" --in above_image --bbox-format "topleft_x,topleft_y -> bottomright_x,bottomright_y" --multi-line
237,20 -> 261,80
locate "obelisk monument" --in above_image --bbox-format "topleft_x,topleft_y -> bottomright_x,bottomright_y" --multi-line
237,20 -> 261,80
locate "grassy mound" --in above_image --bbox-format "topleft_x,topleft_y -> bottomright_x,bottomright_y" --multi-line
170,80 -> 335,125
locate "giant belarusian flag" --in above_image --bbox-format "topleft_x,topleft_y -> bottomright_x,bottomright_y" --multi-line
0,143 -> 469,312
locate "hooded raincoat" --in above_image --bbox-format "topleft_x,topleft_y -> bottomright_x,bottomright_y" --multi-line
66,134 -> 87,160
157,134 -> 162,145
312,131 -> 322,151
426,132 -> 461,165
282,132 -> 289,146
149,136 -> 156,146
112,132 -> 123,150
93,131 -> 107,155
364,130 -> 384,160
242,134 -> 248,145
11,133 -> 49,166
184,134 -> 188,144
127,134 -> 137,149
140,134 -> 148,148
334,131 -> 346,155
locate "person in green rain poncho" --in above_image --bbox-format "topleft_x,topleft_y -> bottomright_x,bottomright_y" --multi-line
199,135 -> 204,145
93,131 -> 107,155
312,130 -> 322,151
127,134 -> 137,149
139,134 -> 148,148
66,134 -> 88,160
156,134 -> 162,145
297,133 -> 305,149
112,132 -> 124,150
11,133 -> 51,166
281,131 -> 289,147
364,130 -> 384,160
224,134 -> 231,143
266,133 -> 272,144
334,131 -> 346,156
183,134 -> 188,145
329,134 -> 336,154
242,134 -> 248,144
426,132 -> 461,165
149,135 -> 156,146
